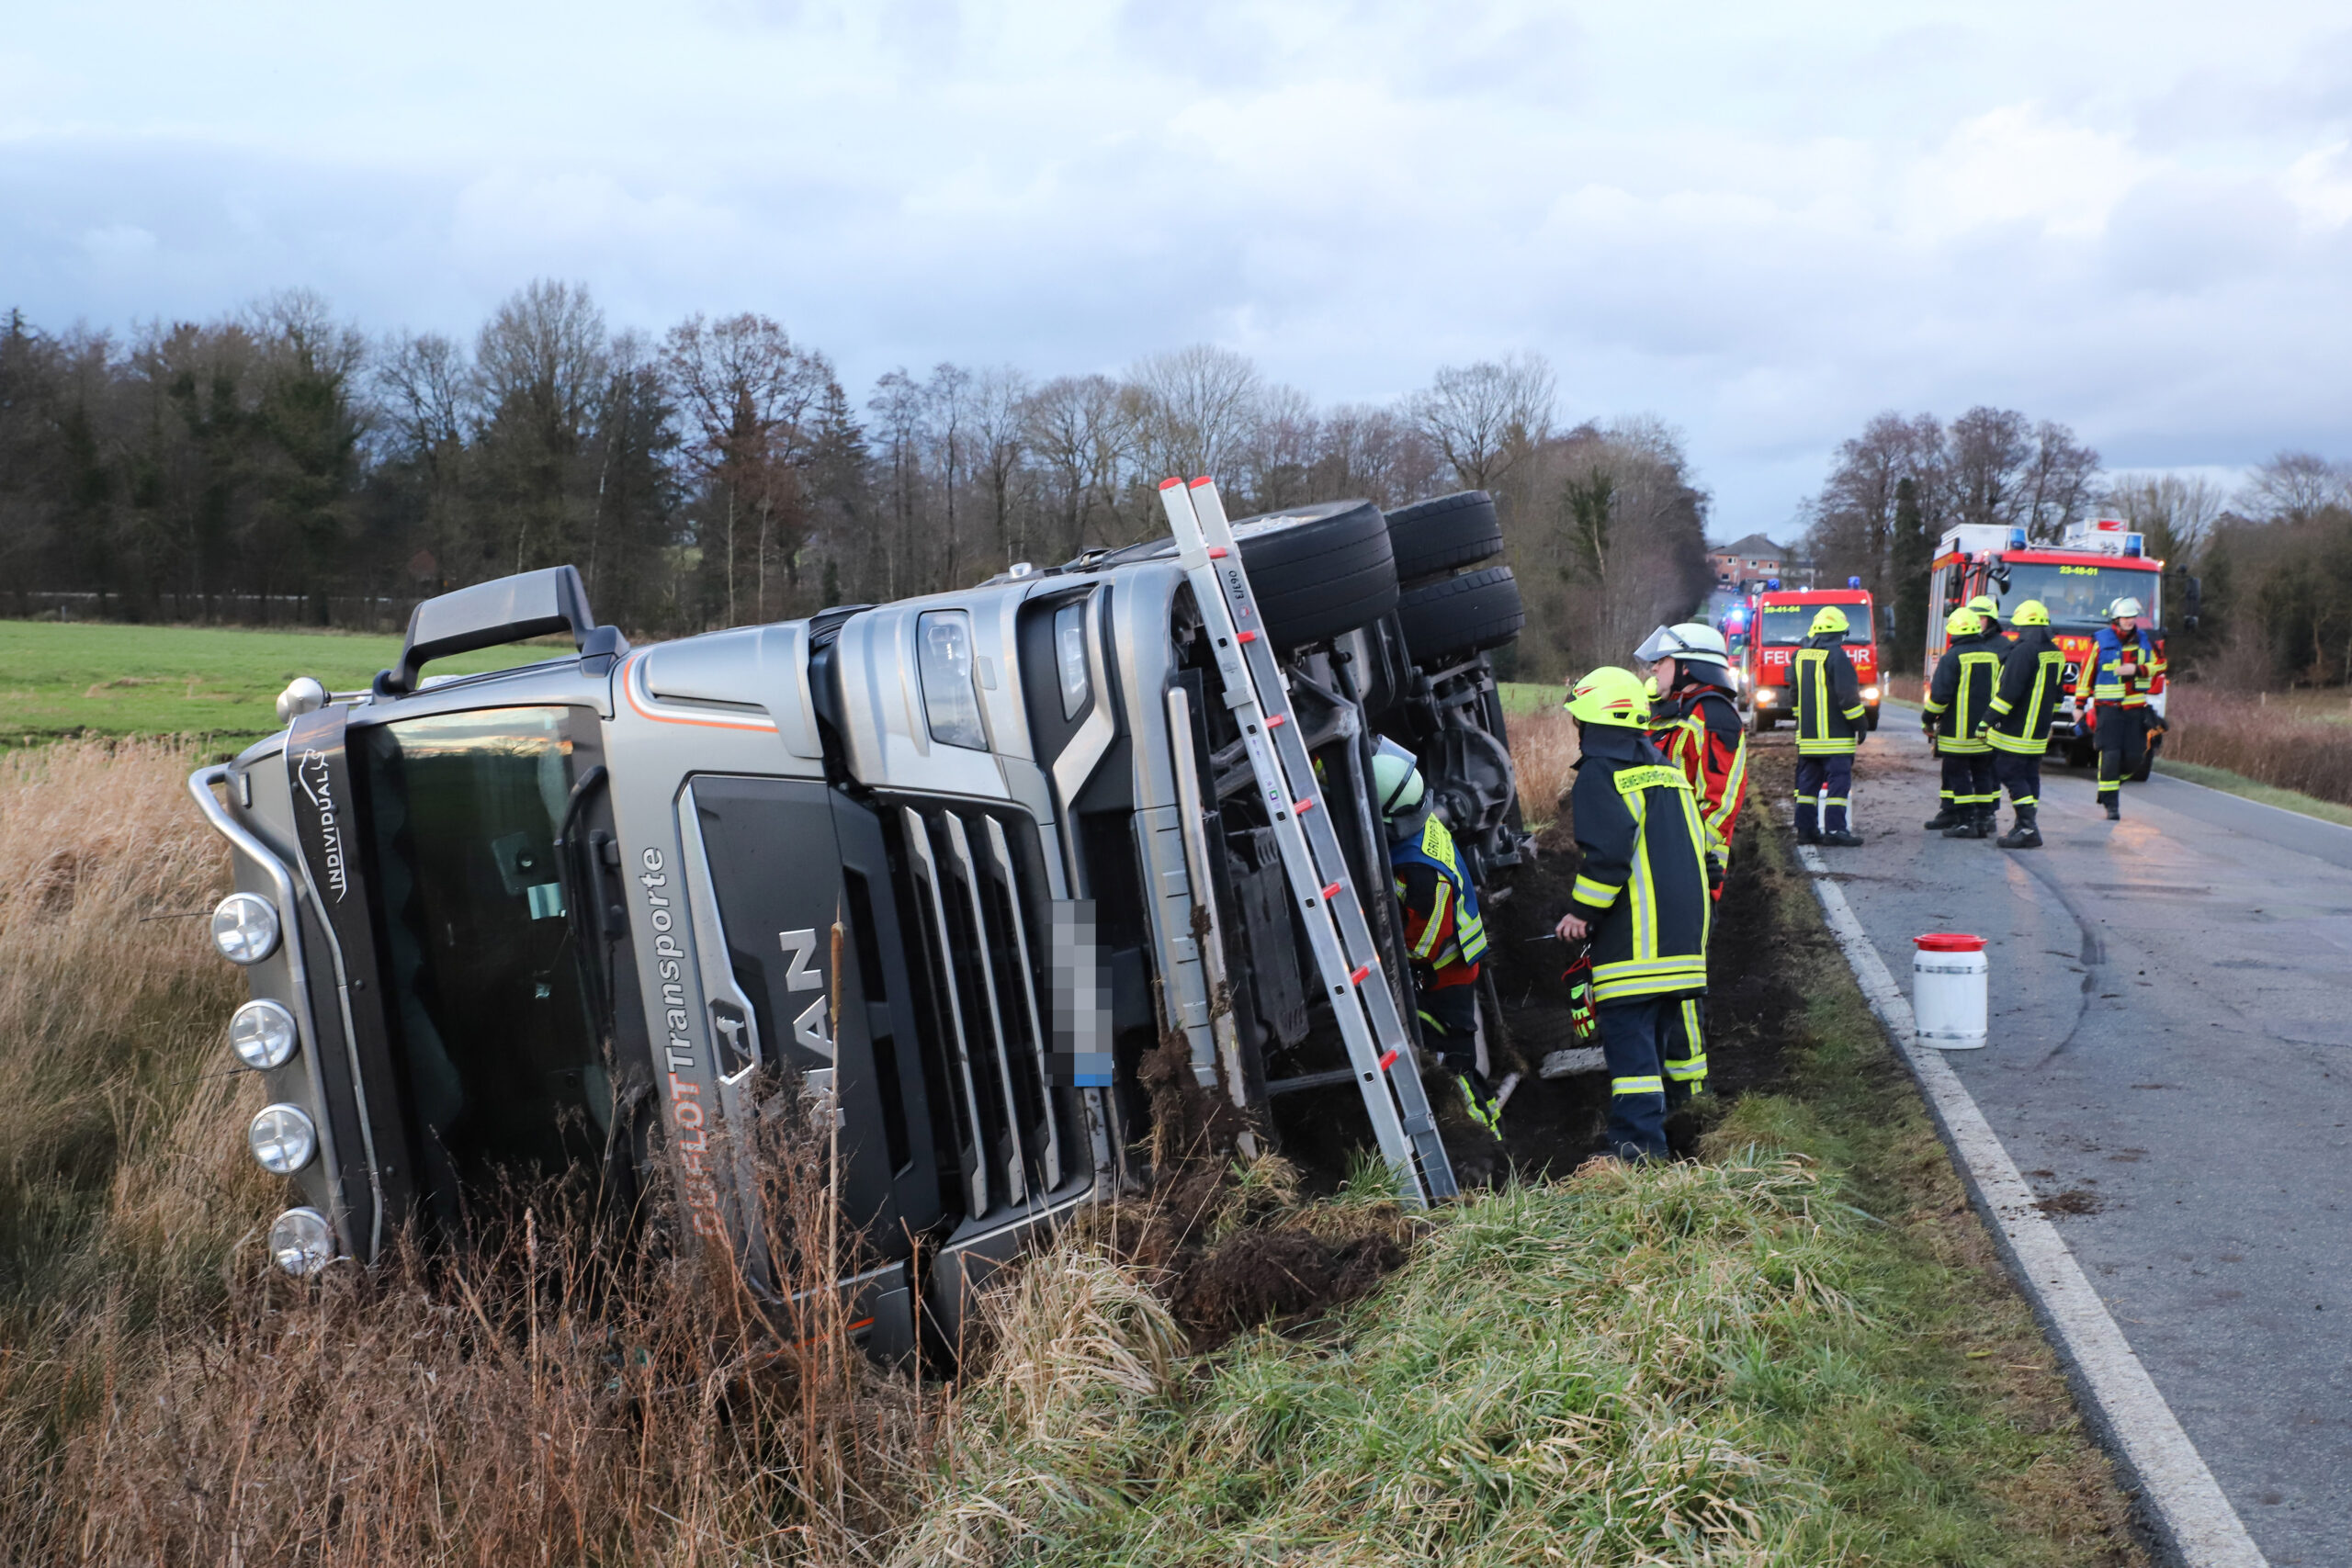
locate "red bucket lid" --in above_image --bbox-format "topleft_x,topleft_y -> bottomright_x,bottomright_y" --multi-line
1914,932 -> 1985,953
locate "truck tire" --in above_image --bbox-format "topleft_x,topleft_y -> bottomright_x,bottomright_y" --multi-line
1385,491 -> 1502,584
1396,565 -> 1525,663
1750,706 -> 1774,734
1231,499 -> 1399,651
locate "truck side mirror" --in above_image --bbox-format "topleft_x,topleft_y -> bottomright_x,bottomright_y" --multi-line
376,565 -> 626,695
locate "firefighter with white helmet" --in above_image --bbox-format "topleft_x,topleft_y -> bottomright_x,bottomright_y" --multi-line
1371,738 -> 1499,1136
1552,668 -> 1713,1160
1635,622 -> 1749,895
2077,594 -> 2165,820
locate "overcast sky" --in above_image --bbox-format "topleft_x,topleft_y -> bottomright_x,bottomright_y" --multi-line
5,0 -> 2347,537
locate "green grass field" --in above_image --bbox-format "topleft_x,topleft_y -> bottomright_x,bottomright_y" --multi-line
0,622 -> 548,747
1497,679 -> 1557,714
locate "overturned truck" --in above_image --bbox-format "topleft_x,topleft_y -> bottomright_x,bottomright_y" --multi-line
193,484 -> 1530,1352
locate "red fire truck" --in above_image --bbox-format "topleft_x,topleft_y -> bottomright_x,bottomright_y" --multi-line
1739,581 -> 1882,734
1923,518 -> 2198,770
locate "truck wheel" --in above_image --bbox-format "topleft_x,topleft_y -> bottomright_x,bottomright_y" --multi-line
1231,499 -> 1399,650
1750,707 -> 1773,734
1385,491 -> 1502,584
1865,705 -> 1880,732
1396,565 -> 1525,663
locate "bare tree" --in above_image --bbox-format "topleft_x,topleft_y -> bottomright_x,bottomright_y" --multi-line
2241,450 -> 2351,524
1410,354 -> 1555,491
1022,374 -> 1133,558
663,312 -> 831,623
2014,418 -> 2104,540
2107,472 -> 2225,565
1130,344 -> 1263,483
967,367 -> 1031,566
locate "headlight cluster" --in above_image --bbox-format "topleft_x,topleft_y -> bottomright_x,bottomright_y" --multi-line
1860,684 -> 1882,702
229,998 -> 300,1069
208,891 -> 337,1274
248,1103 -> 319,1174
268,1208 -> 334,1276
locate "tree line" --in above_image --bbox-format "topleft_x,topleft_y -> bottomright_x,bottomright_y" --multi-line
1798,408 -> 2352,686
0,287 -> 1708,680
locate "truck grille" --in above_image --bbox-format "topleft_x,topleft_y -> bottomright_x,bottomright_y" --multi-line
893,806 -> 1070,1224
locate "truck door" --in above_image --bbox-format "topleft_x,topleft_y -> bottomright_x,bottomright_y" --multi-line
678,775 -> 946,1257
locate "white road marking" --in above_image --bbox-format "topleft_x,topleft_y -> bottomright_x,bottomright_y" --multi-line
1793,837 -> 2268,1568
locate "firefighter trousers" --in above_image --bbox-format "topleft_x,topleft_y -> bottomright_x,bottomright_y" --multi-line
1793,753 -> 1853,836
1995,748 -> 2041,810
2095,705 -> 2148,803
1939,750 -> 1997,815
1599,994 -> 1702,1160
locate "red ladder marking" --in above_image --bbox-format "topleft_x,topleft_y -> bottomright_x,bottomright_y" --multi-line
1319,881 -> 1340,900
1236,629 -> 1259,643
1348,963 -> 1370,985
1265,713 -> 1285,728
1293,796 -> 1316,814
1377,1049 -> 1398,1072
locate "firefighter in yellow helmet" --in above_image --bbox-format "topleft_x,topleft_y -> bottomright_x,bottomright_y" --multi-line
1789,604 -> 1868,846
1967,592 -> 2002,639
1553,668 -> 1712,1160
1921,606 -> 2003,837
1371,739 -> 1498,1136
1984,600 -> 2065,848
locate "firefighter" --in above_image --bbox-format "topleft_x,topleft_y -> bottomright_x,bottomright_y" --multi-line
1789,604 -> 1868,847
1371,739 -> 1499,1136
1637,622 -> 1749,897
1967,592 -> 2003,639
1921,606 -> 2004,837
1551,668 -> 1712,1161
2078,595 -> 2165,820
1984,599 -> 2066,849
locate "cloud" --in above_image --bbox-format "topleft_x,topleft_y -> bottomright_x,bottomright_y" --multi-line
3,0 -> 2351,527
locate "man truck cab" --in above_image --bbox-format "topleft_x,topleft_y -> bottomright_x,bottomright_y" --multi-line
190,491 -> 1528,1359
1925,519 -> 2195,770
1741,581 -> 1881,734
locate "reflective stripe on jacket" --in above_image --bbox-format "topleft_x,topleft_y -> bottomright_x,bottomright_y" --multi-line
1987,626 -> 2066,753
1923,634 -> 2003,753
1792,635 -> 1866,756
1392,810 -> 1487,988
1567,728 -> 1711,1004
1652,682 -> 1747,866
2077,626 -> 2163,707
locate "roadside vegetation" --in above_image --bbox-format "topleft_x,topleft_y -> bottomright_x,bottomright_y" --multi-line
0,729 -> 2149,1563
0,621 -> 544,746
2159,682 -> 2352,812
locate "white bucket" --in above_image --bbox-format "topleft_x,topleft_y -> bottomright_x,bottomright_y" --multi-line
1913,933 -> 1988,1050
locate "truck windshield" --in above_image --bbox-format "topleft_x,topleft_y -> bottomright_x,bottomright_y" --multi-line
1998,564 -> 2161,629
357,705 -> 612,1213
1758,600 -> 1872,646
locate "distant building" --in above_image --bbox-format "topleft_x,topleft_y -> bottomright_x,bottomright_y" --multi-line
1708,533 -> 1789,592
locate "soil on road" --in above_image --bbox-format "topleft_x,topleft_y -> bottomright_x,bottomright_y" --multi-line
1770,714 -> 2352,1567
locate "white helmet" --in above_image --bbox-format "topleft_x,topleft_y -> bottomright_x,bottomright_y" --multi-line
2108,597 -> 2143,620
1370,738 -> 1425,818
1634,622 -> 1731,668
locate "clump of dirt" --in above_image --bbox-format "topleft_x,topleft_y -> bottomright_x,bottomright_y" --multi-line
2038,1189 -> 2105,1216
1118,1030 -> 1421,1349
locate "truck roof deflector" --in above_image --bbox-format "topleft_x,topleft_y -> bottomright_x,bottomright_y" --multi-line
376,564 -> 628,695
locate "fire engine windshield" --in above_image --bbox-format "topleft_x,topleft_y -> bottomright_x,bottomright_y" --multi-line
1758,600 -> 1872,647
1997,564 -> 2161,629
357,705 -> 613,1212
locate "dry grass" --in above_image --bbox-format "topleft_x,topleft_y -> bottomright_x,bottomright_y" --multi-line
1506,705 -> 1577,826
2163,682 -> 2352,807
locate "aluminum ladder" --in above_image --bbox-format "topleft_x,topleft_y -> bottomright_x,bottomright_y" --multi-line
1157,476 -> 1458,1206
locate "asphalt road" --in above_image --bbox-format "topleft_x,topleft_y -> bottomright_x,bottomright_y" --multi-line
1804,719 -> 2352,1565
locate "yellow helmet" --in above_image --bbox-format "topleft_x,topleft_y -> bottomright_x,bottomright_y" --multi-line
1966,593 -> 1998,618
1809,604 -> 1849,637
1642,672 -> 1659,699
1945,607 -> 1983,637
2010,600 -> 2051,627
1565,666 -> 1650,728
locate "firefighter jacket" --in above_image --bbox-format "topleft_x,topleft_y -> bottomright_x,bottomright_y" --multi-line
1651,674 -> 1747,870
1391,808 -> 1487,1006
1922,631 -> 2003,753
1791,633 -> 1867,756
1987,626 -> 2066,753
1566,725 -> 1712,1005
2077,625 -> 2163,708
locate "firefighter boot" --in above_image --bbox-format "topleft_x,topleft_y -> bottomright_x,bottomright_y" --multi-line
1945,806 -> 1995,840
1997,806 -> 2043,850
2103,795 -> 2120,821
1923,804 -> 1963,831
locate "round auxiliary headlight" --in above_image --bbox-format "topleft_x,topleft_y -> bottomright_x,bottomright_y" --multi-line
228,998 -> 300,1070
267,1207 -> 335,1277
248,1102 -> 318,1175
210,893 -> 280,965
